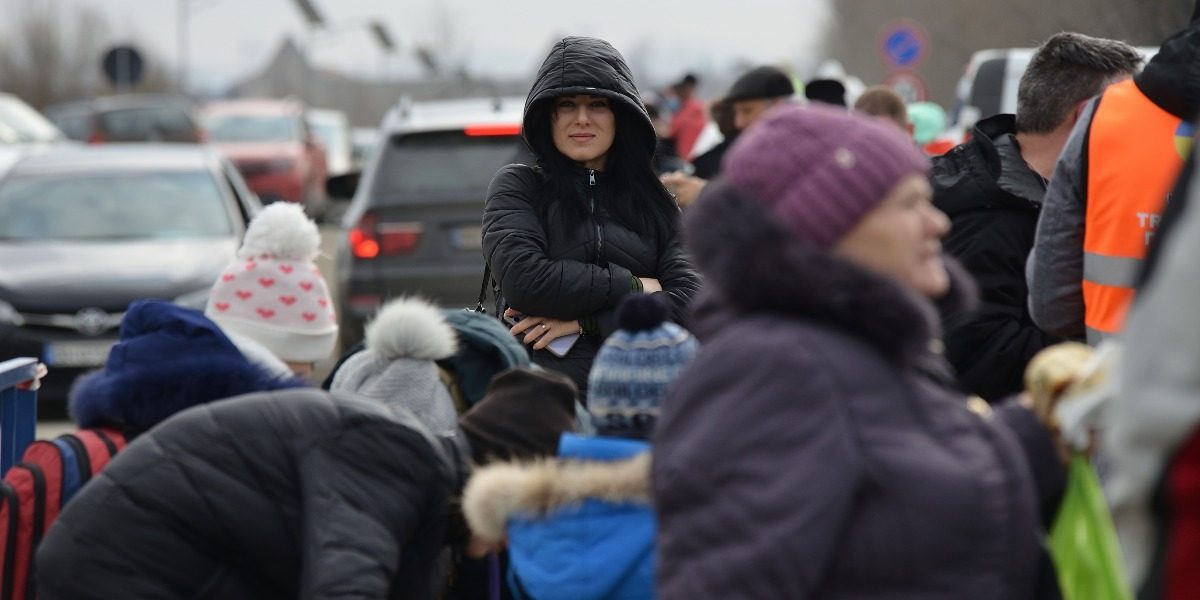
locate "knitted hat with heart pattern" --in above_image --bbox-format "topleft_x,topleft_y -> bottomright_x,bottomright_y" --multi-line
205,203 -> 337,363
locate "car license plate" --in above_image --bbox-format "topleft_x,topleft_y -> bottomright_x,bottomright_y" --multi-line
450,225 -> 483,250
44,340 -> 114,368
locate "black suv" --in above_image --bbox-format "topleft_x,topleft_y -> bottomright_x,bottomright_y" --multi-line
333,97 -> 534,347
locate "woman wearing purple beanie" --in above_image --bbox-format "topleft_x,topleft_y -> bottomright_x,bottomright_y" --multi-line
652,104 -> 1066,599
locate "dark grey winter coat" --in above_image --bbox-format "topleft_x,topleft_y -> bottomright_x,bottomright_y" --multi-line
652,181 -> 1065,599
37,389 -> 466,600
482,37 -> 700,395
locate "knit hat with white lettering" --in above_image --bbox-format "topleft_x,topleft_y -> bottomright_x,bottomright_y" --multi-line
722,103 -> 929,248
205,203 -> 337,363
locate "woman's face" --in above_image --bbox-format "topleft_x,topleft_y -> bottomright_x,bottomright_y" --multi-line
833,174 -> 951,298
551,94 -> 615,171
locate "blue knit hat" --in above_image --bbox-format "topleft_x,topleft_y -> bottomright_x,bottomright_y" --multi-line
70,300 -> 305,436
587,294 -> 698,439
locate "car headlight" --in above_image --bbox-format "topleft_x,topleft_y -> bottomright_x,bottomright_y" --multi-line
173,288 -> 213,311
0,300 -> 24,326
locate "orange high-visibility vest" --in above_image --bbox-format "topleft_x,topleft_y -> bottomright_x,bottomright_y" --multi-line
1082,79 -> 1186,343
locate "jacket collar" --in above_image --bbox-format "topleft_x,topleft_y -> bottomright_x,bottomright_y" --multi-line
685,180 -> 976,364
934,114 -> 1043,216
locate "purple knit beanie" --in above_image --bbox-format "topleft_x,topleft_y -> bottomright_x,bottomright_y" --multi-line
723,103 -> 930,248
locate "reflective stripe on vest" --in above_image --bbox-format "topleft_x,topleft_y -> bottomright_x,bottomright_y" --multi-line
1082,79 -> 1186,343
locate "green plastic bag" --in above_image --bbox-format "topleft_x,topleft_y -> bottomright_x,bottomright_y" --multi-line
1049,455 -> 1132,600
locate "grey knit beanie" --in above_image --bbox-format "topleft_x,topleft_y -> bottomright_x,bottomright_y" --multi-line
330,297 -> 459,436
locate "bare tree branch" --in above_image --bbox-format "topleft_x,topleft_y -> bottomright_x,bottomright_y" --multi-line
0,0 -> 176,109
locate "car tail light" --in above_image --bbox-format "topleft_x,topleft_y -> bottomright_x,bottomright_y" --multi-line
464,124 -> 521,137
349,212 -> 423,259
86,131 -> 105,144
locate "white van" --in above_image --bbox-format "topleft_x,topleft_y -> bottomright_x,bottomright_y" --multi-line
939,45 -> 1159,146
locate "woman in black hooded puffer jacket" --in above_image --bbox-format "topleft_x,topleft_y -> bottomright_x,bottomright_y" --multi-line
482,36 -> 701,398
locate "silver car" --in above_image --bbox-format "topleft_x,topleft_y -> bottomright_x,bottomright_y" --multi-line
0,144 -> 261,412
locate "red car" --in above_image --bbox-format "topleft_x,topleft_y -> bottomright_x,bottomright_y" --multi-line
202,98 -> 328,216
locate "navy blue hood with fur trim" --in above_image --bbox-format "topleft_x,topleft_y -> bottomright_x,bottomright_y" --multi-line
70,300 -> 305,436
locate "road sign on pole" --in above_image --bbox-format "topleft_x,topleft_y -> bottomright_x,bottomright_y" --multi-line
877,20 -> 928,70
102,45 -> 145,92
883,70 -> 930,103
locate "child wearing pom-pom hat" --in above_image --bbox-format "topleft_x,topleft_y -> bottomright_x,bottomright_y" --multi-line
205,203 -> 337,379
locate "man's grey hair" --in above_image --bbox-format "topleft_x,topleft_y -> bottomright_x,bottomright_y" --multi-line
1016,32 -> 1144,134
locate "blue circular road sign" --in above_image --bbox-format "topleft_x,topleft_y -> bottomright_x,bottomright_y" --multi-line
878,21 -> 928,69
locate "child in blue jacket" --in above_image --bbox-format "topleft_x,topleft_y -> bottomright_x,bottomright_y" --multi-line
464,295 -> 698,599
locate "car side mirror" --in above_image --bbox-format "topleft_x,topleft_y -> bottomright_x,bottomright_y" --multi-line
326,172 -> 361,200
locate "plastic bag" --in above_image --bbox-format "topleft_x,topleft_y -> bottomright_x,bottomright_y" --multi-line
1049,455 -> 1132,600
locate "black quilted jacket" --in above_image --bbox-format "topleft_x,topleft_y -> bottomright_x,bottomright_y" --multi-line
36,389 -> 465,599
482,37 -> 699,395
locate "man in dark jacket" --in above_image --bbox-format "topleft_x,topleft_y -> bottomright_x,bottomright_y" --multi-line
36,369 -> 579,599
689,98 -> 737,180
662,65 -> 795,207
933,32 -> 1142,401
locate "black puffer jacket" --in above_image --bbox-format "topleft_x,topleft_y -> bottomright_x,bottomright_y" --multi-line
932,114 -> 1061,401
37,389 -> 466,600
482,37 -> 700,394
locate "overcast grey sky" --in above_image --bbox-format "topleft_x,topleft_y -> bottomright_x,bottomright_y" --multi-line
56,0 -> 832,93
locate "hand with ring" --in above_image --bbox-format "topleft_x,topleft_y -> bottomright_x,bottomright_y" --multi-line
504,308 -> 582,351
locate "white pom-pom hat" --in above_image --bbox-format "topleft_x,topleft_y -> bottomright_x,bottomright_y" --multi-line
205,203 -> 337,363
328,297 -> 460,435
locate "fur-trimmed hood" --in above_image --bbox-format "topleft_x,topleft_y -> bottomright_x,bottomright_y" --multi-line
685,179 -> 976,363
463,452 -> 650,544
70,300 -> 306,437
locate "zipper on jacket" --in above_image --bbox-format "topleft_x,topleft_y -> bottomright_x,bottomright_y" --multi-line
588,169 -> 606,265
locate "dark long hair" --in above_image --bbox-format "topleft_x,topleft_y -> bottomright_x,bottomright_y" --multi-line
525,100 -> 680,244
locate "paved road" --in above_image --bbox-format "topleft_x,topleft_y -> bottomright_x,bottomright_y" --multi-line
38,224 -> 346,438
313,224 -> 344,383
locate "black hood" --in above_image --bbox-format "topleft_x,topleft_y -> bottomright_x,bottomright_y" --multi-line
522,37 -> 655,166
931,114 -> 1045,217
685,179 -> 976,364
1136,17 -> 1200,120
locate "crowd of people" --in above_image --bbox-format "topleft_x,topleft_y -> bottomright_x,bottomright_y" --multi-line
7,5 -> 1200,599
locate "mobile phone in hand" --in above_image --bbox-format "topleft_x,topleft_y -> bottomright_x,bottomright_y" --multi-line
505,312 -> 577,357
546,333 -> 579,358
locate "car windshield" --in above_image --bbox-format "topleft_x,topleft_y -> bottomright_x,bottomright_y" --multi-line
0,170 -> 232,241
204,114 -> 297,143
98,106 -> 197,142
374,130 -> 532,201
